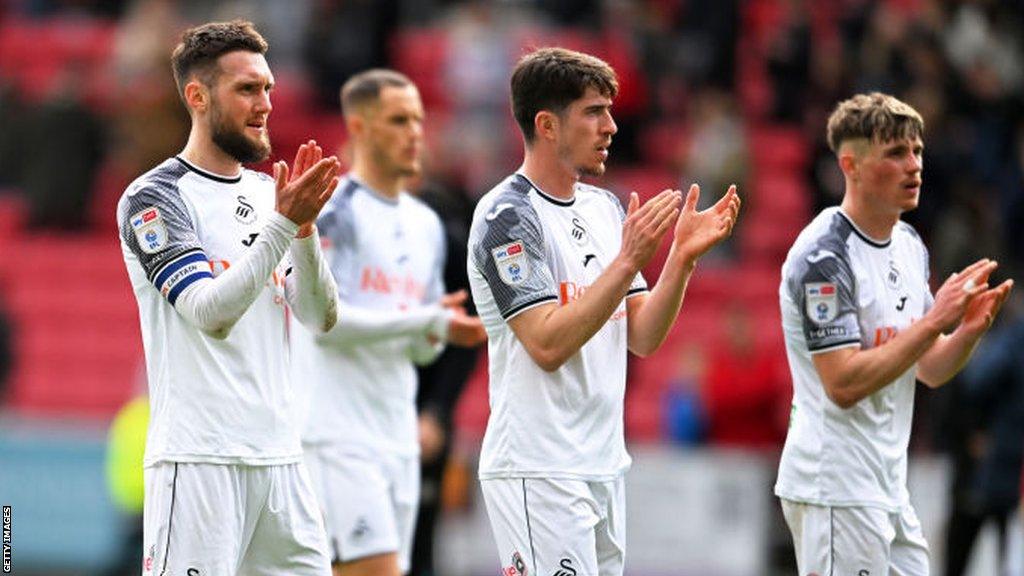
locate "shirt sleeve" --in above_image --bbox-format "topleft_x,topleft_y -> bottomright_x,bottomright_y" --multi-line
284,229 -> 339,334
791,247 -> 861,353
118,183 -> 211,304
470,198 -> 557,320
118,183 -> 300,338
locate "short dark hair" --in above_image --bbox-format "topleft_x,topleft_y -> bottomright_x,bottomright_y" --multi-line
826,92 -> 924,153
510,47 -> 618,143
340,69 -> 414,118
171,20 -> 268,102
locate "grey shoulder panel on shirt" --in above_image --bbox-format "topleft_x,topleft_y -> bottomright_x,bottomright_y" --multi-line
471,176 -> 545,267
471,175 -> 557,318
117,159 -> 203,280
787,212 -> 861,351
317,177 -> 359,248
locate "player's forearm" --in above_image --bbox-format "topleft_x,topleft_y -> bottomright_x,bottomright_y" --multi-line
627,249 -> 697,356
819,317 -> 943,407
316,304 -> 450,349
516,257 -> 636,371
915,330 -> 982,387
175,213 -> 296,339
285,230 -> 338,334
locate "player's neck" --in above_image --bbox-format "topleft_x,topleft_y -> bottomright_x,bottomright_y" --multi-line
520,149 -> 577,200
840,196 -> 898,242
180,131 -> 242,178
350,161 -> 402,199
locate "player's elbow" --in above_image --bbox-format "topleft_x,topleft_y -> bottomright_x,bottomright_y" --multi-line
823,383 -> 859,409
915,369 -> 948,389
529,346 -> 568,373
628,338 -> 660,358
201,323 -> 233,340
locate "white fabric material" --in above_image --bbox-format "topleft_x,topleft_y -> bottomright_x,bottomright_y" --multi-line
780,499 -> 930,576
480,476 -> 626,576
294,176 -> 447,456
775,207 -> 934,511
285,230 -> 339,335
303,447 -> 420,571
118,157 -> 335,466
468,173 -> 646,481
174,211 -> 298,338
142,462 -> 331,576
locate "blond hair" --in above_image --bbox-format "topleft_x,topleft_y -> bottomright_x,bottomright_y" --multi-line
826,92 -> 924,153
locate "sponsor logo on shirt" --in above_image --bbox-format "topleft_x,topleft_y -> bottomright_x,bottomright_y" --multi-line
805,282 -> 838,325
130,207 -> 168,254
886,260 -> 902,290
552,558 -> 577,576
808,326 -> 848,340
493,240 -> 529,285
570,217 -> 588,245
560,281 -> 627,320
234,195 -> 257,225
350,516 -> 371,541
143,544 -> 155,572
874,326 -> 898,346
503,551 -> 528,576
360,266 -> 426,300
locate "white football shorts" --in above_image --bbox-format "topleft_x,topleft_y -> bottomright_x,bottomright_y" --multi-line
142,461 -> 331,576
303,446 -> 420,572
481,476 -> 626,576
781,498 -> 930,576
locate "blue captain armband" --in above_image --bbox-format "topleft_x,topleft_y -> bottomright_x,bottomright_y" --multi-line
151,249 -> 214,305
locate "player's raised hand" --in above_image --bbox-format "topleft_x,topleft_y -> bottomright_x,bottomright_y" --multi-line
671,184 -> 740,264
289,139 -> 323,180
958,275 -> 1013,337
273,140 -> 340,236
927,258 -> 999,333
618,188 -> 682,272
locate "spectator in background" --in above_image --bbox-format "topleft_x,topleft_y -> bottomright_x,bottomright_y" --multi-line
663,342 -> 706,446
102,395 -> 148,576
22,66 -> 104,229
303,0 -> 399,109
109,0 -> 189,180
941,292 -> 1024,576
0,82 -> 28,191
702,303 -> 788,449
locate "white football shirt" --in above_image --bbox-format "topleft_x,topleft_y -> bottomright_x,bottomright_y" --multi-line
294,176 -> 447,457
775,207 -> 934,511
118,157 -> 303,466
468,173 -> 647,481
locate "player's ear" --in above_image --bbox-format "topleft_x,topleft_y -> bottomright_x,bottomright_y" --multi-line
837,147 -> 859,182
183,80 -> 208,114
535,110 -> 558,141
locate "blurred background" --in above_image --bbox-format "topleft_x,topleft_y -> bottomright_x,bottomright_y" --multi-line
0,0 -> 1021,575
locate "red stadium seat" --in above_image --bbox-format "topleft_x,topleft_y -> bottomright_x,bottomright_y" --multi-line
3,233 -> 142,417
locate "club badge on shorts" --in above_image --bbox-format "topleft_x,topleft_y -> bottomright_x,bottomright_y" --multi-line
130,206 -> 168,254
805,282 -> 838,325
493,240 -> 529,285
